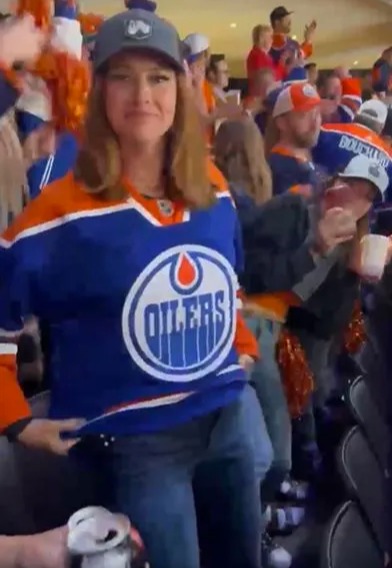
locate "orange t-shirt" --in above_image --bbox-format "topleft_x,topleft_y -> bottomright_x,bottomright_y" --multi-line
202,80 -> 216,145
203,80 -> 216,113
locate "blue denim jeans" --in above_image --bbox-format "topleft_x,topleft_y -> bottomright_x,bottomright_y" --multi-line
72,385 -> 263,568
246,315 -> 292,476
241,380 -> 273,483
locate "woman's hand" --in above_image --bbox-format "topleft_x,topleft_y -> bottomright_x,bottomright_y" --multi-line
239,354 -> 255,373
23,123 -> 56,168
17,418 -> 85,455
0,15 -> 46,68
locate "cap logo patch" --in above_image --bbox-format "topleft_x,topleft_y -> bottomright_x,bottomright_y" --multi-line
125,18 -> 152,40
302,84 -> 317,97
369,164 -> 380,177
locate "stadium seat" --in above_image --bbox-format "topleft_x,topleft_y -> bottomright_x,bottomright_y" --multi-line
360,331 -> 387,416
337,426 -> 387,553
320,500 -> 384,568
347,376 -> 388,469
0,437 -> 36,535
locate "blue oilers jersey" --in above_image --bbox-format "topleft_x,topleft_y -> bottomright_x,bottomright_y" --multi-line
0,173 -> 247,435
313,122 -> 392,201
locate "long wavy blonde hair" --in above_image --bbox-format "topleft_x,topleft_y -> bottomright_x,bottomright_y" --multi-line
0,111 -> 28,232
213,118 -> 272,204
75,71 -> 215,208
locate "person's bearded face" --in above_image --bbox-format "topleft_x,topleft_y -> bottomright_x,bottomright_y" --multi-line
287,106 -> 321,148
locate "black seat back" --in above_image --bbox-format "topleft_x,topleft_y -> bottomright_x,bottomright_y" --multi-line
338,426 -> 387,553
320,500 -> 383,568
0,437 -> 36,534
347,376 -> 388,469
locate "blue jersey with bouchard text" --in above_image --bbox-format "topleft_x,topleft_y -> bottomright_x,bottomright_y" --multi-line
313,122 -> 392,201
0,172 -> 246,435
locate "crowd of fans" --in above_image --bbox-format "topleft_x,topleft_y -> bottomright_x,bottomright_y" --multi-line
0,0 -> 391,567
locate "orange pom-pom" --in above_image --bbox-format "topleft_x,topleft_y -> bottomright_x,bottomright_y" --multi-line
343,301 -> 366,355
276,328 -> 314,418
54,52 -> 90,132
32,50 -> 90,133
16,0 -> 51,29
78,12 -> 104,36
17,0 -> 90,134
33,51 -> 58,80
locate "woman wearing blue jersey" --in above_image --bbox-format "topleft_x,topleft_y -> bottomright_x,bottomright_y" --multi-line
0,3 -> 266,568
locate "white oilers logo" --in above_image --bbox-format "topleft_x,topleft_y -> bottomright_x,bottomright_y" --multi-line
122,245 -> 236,382
125,18 -> 152,40
302,84 -> 317,98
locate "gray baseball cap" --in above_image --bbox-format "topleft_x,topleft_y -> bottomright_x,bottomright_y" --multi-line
93,9 -> 184,73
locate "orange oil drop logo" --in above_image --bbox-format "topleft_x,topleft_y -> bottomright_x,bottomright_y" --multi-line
175,254 -> 197,287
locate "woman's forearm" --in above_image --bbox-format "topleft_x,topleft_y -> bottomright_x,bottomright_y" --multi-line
0,535 -> 25,568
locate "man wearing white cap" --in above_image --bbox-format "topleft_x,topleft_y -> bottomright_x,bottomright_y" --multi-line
286,153 -> 389,486
183,33 -> 214,121
183,33 -> 243,140
313,98 -> 392,202
338,154 -> 388,199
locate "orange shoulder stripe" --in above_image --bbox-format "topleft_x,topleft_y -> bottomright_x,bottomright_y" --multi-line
0,354 -> 31,431
322,123 -> 392,156
289,184 -> 312,197
2,164 -> 230,244
322,123 -> 367,137
2,173 -> 117,243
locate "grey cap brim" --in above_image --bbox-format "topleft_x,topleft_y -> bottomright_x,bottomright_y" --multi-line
93,9 -> 184,73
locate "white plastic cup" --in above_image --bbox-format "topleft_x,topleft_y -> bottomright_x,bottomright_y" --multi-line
360,234 -> 390,279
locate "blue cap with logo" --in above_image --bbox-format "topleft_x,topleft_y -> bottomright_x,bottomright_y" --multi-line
93,0 -> 184,73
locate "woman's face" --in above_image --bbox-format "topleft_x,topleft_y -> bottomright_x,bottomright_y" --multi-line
104,52 -> 177,146
260,29 -> 273,51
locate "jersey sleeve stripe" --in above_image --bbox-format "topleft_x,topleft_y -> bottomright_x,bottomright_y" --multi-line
0,354 -> 31,431
0,328 -> 21,338
0,344 -> 17,355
